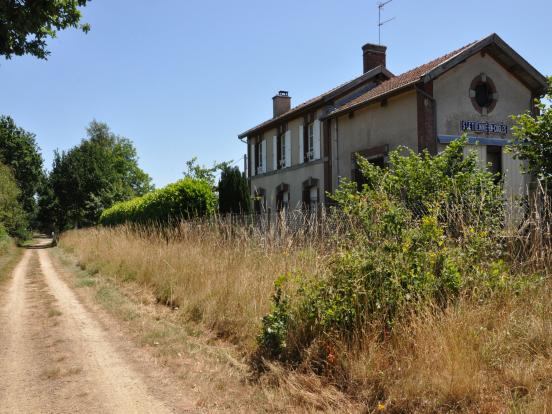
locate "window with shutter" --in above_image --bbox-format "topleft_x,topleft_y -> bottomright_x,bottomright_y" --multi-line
261,139 -> 267,174
272,136 -> 277,171
313,120 -> 321,160
279,134 -> 286,168
309,187 -> 319,210
250,142 -> 255,177
276,183 -> 290,212
307,123 -> 315,161
299,125 -> 304,164
302,177 -> 320,211
285,131 -> 291,168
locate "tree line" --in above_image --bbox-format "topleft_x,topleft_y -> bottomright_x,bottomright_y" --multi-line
0,3 -> 548,236
0,116 -> 250,238
0,72 -> 550,237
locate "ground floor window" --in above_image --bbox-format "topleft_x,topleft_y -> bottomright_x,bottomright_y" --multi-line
276,183 -> 290,212
351,145 -> 388,191
308,187 -> 318,209
253,188 -> 266,214
302,177 -> 320,211
486,145 -> 502,183
352,155 -> 385,191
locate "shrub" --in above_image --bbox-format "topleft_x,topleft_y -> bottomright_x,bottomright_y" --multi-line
100,178 -> 216,226
257,138 -> 507,363
257,277 -> 290,360
218,165 -> 251,215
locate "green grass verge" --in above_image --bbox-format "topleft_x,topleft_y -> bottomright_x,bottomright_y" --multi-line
0,239 -> 24,285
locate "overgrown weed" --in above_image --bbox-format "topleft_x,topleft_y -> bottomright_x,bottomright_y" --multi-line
60,140 -> 552,412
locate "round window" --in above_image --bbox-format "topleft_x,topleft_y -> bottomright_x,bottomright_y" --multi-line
470,74 -> 497,114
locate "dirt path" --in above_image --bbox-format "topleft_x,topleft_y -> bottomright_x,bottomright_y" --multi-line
0,242 -> 194,414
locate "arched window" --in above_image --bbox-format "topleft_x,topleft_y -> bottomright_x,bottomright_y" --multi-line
302,177 -> 320,211
253,188 -> 266,214
275,183 -> 290,212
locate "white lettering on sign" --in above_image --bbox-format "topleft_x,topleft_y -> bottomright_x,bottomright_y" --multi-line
461,120 -> 508,135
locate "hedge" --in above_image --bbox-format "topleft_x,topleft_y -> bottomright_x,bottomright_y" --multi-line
99,178 -> 216,226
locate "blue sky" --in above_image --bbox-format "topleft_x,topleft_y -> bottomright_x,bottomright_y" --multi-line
0,0 -> 549,187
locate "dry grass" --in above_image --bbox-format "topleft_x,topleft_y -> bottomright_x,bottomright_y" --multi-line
59,209 -> 552,413
60,217 -> 334,351
340,287 -> 552,413
0,238 -> 23,285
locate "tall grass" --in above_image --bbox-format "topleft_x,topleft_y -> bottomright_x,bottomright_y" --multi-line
60,192 -> 552,412
60,212 -> 342,350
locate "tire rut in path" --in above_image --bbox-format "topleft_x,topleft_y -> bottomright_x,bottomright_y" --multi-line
0,247 -> 190,414
0,250 -> 41,413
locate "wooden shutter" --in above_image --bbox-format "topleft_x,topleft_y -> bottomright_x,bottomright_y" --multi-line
299,125 -> 304,164
250,142 -> 255,176
313,120 -> 321,160
285,131 -> 291,167
277,135 -> 282,169
261,139 -> 267,173
272,136 -> 277,171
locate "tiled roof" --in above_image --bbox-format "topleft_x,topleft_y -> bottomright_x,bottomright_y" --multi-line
332,41 -> 478,114
239,33 -> 547,138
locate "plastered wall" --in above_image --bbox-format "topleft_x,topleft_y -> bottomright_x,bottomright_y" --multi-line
434,52 -> 533,213
333,90 -> 418,185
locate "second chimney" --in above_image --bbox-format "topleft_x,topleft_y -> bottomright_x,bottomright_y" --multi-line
273,91 -> 291,118
362,43 -> 387,73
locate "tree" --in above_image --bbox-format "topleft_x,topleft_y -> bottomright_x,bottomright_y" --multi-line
0,162 -> 26,236
35,175 -> 61,233
46,121 -> 153,229
510,76 -> 552,184
0,0 -> 91,60
0,116 -> 44,219
183,157 -> 223,187
218,165 -> 250,214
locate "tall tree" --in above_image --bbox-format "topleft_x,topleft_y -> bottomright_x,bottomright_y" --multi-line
218,165 -> 250,214
47,121 -> 153,229
35,175 -> 61,233
0,162 -> 26,236
0,116 -> 44,219
0,0 -> 91,59
183,157 -> 223,187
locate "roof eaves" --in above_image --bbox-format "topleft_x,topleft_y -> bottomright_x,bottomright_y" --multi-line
422,34 -> 495,83
237,65 -> 394,139
324,81 -> 418,119
423,33 -> 547,92
237,98 -> 322,139
491,34 -> 548,91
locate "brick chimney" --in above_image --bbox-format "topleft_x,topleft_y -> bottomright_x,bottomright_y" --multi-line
273,91 -> 291,118
362,43 -> 387,73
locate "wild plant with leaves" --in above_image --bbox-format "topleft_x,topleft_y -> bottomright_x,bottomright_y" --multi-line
510,76 -> 552,185
257,138 -> 509,366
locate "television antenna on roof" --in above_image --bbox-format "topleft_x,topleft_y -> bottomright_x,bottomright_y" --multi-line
377,0 -> 395,45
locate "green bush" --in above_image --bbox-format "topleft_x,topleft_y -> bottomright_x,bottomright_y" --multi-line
257,276 -> 290,360
99,178 -> 216,226
257,138 -> 507,363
